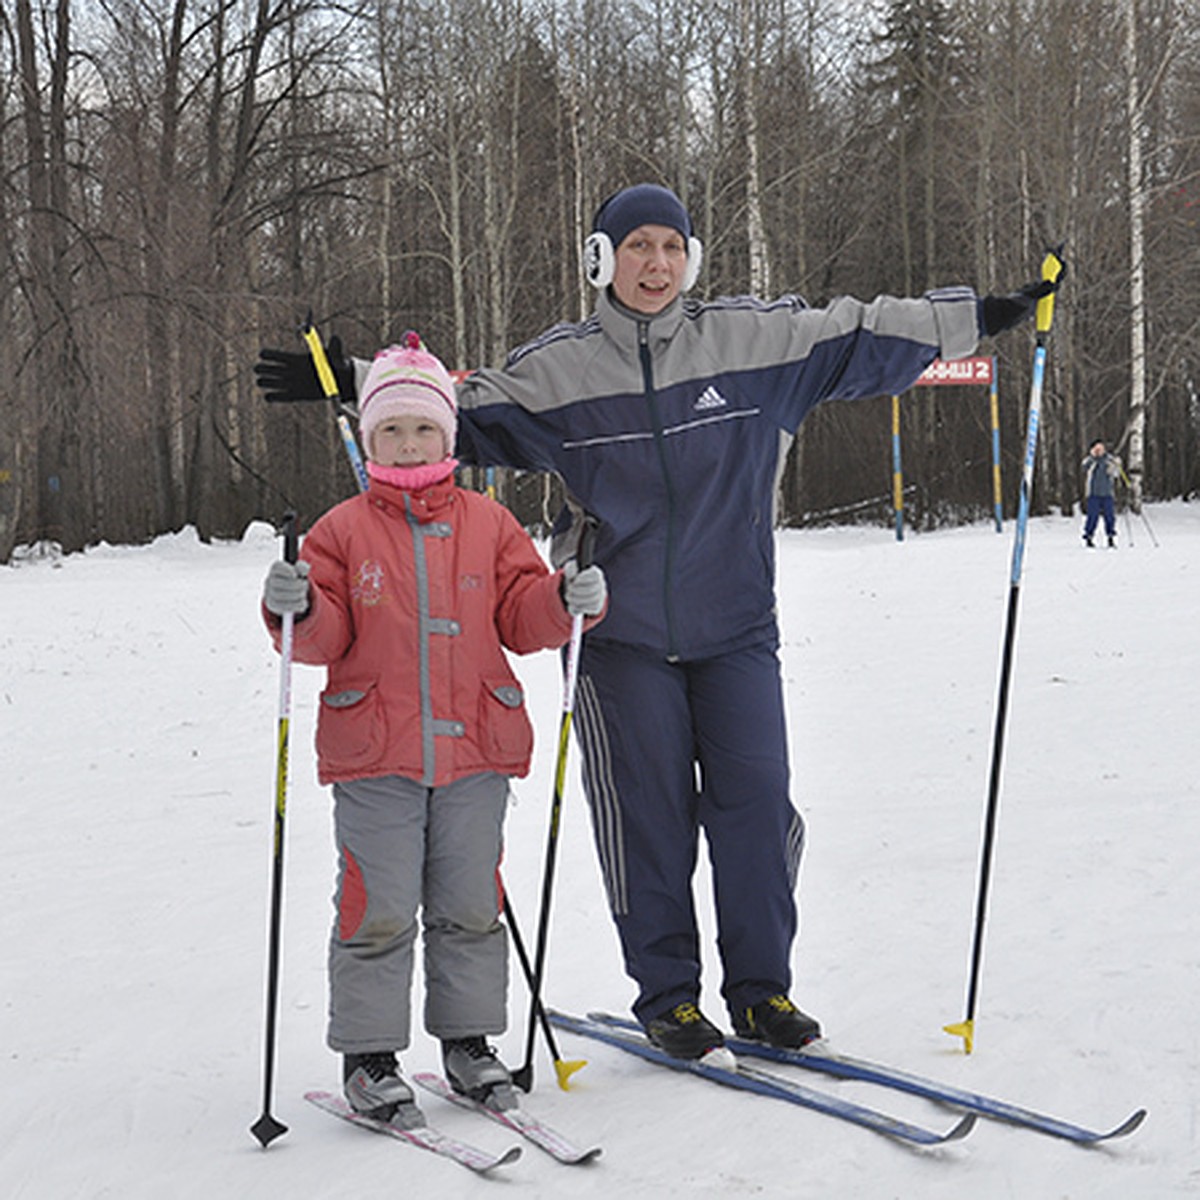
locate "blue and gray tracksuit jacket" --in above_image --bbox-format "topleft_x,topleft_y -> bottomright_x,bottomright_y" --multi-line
451,285 -> 980,660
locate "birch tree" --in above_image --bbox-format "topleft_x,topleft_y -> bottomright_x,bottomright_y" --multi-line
1125,0 -> 1147,511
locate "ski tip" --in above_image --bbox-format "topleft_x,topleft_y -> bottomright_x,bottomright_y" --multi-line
554,1056 -> 588,1091
250,1111 -> 289,1148
942,1019 -> 974,1055
1100,1107 -> 1148,1141
943,1111 -> 978,1143
494,1145 -> 524,1168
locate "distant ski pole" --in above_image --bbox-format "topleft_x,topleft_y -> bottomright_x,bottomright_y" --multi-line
945,247 -> 1065,1055
1119,466 -> 1159,547
251,511 -> 300,1147
512,519 -> 598,1094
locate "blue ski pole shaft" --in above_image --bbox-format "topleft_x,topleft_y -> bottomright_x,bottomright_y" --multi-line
946,249 -> 1064,1054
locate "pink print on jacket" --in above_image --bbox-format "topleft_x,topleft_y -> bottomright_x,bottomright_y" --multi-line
352,560 -> 386,606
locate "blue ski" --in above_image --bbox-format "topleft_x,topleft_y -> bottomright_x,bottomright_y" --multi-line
548,1011 -> 975,1147
586,1011 -> 1146,1144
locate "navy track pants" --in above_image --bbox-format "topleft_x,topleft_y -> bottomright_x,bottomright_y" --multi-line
572,636 -> 804,1024
1084,494 -> 1116,539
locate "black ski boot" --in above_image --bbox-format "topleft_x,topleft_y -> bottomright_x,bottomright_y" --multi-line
732,994 -> 822,1048
644,1001 -> 726,1060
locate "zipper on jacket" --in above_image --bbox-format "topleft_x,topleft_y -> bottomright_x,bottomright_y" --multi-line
638,321 -> 679,660
405,493 -> 438,785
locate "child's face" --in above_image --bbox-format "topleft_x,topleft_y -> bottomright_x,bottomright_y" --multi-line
371,415 -> 446,466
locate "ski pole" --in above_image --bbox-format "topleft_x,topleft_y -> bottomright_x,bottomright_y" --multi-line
512,519 -> 598,1093
1138,504 -> 1159,547
300,314 -> 369,492
945,248 -> 1065,1055
1119,466 -> 1159,547
1120,475 -> 1135,548
296,319 -> 573,1083
251,511 -> 300,1147
503,895 -> 583,1090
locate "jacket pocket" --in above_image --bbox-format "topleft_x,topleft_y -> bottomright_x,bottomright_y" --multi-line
316,682 -> 385,770
479,678 -> 533,764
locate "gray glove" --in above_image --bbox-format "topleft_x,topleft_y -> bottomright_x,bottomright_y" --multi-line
561,561 -> 606,617
263,560 -> 311,616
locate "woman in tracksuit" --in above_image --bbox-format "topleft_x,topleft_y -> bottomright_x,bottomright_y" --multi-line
261,333 -> 606,1120
257,184 -> 1058,1059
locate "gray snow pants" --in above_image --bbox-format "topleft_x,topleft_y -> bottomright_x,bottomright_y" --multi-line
326,771 -> 509,1054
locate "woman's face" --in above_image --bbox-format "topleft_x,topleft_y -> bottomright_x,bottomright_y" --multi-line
611,223 -> 689,315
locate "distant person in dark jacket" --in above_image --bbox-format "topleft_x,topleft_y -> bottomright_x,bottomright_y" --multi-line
1082,439 -> 1122,548
257,183 -> 1060,1060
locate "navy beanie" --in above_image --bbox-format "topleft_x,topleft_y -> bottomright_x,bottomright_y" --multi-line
593,184 -> 692,249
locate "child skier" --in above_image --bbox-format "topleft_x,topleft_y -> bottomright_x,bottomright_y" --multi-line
261,333 -> 606,1122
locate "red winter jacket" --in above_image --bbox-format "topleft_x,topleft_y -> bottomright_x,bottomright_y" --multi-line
265,475 -> 603,787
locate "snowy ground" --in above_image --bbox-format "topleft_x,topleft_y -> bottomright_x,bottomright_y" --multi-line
2,503 -> 1197,1198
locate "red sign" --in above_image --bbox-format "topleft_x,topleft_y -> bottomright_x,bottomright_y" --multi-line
915,356 -> 994,386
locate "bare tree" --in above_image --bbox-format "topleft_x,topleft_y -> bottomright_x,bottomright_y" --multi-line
3,0 -> 1200,558
1125,0 -> 1148,510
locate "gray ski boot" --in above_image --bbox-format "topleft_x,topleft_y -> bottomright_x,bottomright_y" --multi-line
442,1037 -> 518,1111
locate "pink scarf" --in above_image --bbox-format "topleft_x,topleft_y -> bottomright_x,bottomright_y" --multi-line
367,458 -> 459,491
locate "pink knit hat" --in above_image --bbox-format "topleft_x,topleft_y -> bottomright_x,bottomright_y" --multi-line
358,332 -> 458,458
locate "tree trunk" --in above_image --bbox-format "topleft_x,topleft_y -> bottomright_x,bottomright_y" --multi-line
1125,0 -> 1147,512
741,0 -> 770,296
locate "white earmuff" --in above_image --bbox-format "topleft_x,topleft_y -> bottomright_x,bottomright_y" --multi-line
584,230 -> 705,292
682,236 -> 703,292
584,231 -> 615,288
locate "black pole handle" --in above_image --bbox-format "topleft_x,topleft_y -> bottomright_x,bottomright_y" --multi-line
576,513 -> 598,570
280,511 -> 298,565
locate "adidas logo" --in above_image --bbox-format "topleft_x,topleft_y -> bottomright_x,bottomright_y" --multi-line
694,385 -> 727,411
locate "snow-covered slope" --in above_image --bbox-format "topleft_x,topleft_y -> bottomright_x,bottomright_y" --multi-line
3,505 -> 1196,1197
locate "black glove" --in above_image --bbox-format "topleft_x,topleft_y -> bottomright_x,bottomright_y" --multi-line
254,335 -> 356,404
979,265 -> 1066,337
